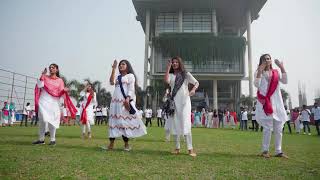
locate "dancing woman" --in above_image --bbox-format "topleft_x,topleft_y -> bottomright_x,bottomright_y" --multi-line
104,60 -> 147,151
254,54 -> 288,158
164,56 -> 199,157
33,64 -> 77,145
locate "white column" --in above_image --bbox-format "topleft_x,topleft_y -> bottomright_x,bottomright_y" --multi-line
212,9 -> 218,35
246,10 -> 253,102
213,80 -> 218,110
178,9 -> 183,32
143,9 -> 151,90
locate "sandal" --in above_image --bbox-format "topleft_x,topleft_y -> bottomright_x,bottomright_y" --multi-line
259,151 -> 270,158
188,150 -> 197,157
171,149 -> 180,155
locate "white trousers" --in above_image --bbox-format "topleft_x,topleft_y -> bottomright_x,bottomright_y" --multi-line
39,120 -> 56,141
262,119 -> 283,154
81,121 -> 91,134
174,133 -> 193,150
165,129 -> 170,141
294,120 -> 300,133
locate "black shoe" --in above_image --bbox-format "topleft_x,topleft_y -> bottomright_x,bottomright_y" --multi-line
32,140 -> 45,145
274,152 -> 289,159
48,141 -> 56,146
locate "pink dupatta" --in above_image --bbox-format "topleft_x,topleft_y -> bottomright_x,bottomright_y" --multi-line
35,75 -> 77,118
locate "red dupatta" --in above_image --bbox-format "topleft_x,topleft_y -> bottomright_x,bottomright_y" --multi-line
80,92 -> 93,125
230,112 -> 238,124
34,75 -> 77,118
257,69 -> 279,116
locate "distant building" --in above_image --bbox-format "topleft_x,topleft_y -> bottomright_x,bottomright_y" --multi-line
132,0 -> 267,111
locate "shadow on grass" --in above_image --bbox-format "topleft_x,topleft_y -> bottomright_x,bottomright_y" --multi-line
1,133 -> 109,140
100,147 -> 172,156
134,138 -> 168,143
198,151 -> 261,159
0,139 -> 34,146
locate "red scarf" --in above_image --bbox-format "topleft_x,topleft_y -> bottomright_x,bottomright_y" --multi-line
225,112 -> 229,122
34,75 -> 77,118
80,92 -> 93,125
230,112 -> 238,124
257,69 -> 279,116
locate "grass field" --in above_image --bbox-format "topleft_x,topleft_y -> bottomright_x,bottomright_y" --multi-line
0,124 -> 319,179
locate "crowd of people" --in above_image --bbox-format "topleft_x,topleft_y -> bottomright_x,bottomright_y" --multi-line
1,54 -> 320,158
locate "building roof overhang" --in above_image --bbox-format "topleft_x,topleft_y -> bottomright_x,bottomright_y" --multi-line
132,0 -> 267,34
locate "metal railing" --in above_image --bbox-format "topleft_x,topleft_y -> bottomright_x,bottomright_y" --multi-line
0,68 -> 37,111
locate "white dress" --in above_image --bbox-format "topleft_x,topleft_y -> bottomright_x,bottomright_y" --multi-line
169,72 -> 198,135
109,74 -> 147,138
80,91 -> 97,125
37,80 -> 61,129
207,112 -> 213,128
254,70 -> 288,131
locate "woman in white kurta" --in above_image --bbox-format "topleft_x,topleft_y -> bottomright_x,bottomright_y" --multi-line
207,109 -> 213,128
165,56 -> 199,157
33,64 -> 76,145
254,54 -> 288,158
223,109 -> 230,128
80,83 -> 97,139
104,60 -> 147,151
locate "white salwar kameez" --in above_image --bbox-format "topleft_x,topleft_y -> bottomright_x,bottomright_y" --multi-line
254,70 -> 288,154
80,91 -> 97,134
169,72 -> 198,150
109,74 -> 147,138
207,112 -> 213,128
37,80 -> 62,142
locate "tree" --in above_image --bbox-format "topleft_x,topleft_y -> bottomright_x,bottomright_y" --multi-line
67,79 -> 85,101
83,78 -> 111,107
239,94 -> 255,108
60,76 -> 112,107
280,88 -> 289,104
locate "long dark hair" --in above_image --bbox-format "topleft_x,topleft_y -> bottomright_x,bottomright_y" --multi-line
49,63 -> 60,77
86,82 -> 95,93
169,56 -> 186,74
118,59 -> 138,90
258,54 -> 273,69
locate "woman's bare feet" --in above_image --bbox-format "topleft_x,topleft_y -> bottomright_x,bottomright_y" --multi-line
188,149 -> 197,157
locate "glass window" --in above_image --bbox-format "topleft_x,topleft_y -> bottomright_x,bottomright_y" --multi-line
183,12 -> 212,33
156,12 -> 179,33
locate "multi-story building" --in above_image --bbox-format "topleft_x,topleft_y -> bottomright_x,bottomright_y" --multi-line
132,0 -> 267,111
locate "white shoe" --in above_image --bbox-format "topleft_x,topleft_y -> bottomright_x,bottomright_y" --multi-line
308,133 -> 311,135
124,146 -> 131,152
100,146 -> 108,150
303,132 -> 306,135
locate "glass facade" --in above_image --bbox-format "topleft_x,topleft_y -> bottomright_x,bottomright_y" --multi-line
183,12 -> 212,33
155,12 -> 179,33
152,11 -> 243,111
154,50 -> 242,74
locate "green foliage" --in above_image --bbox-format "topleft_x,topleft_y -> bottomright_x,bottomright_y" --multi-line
63,77 -> 112,107
0,126 -> 319,179
239,94 -> 256,108
281,88 -> 289,104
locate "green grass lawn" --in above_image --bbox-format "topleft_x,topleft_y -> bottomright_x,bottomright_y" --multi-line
0,124 -> 319,179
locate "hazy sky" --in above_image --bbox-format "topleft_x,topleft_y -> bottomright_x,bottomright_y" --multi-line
0,0 -> 319,107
